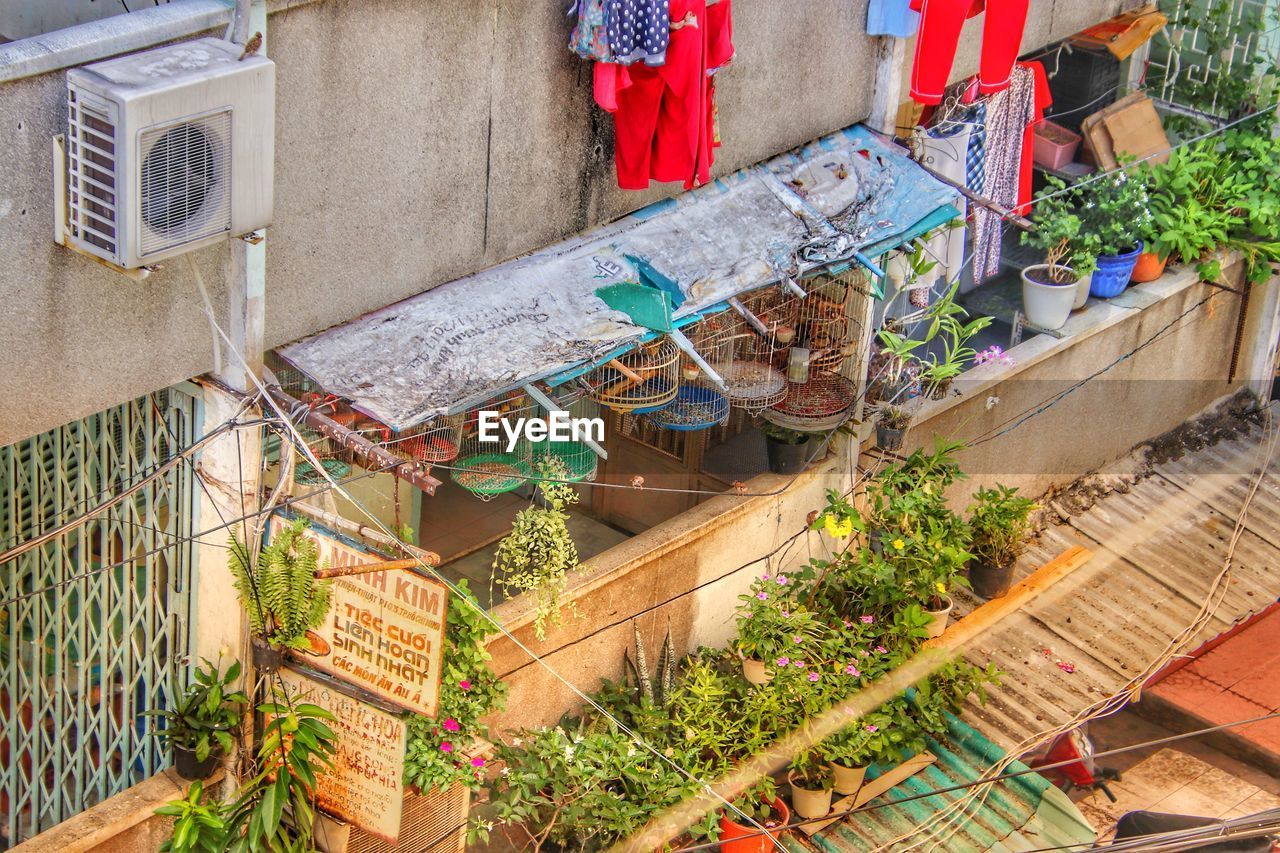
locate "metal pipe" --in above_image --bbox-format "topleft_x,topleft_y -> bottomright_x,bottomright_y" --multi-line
670,329 -> 728,391
266,387 -> 442,495
315,556 -> 440,579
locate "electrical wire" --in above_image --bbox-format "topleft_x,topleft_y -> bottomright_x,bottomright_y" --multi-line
663,709 -> 1280,852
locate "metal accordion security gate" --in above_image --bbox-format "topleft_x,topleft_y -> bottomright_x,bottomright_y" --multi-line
0,387 -> 198,847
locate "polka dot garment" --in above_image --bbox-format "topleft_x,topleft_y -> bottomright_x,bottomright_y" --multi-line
604,0 -> 670,66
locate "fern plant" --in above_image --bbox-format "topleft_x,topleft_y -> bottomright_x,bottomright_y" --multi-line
228,519 -> 333,650
492,459 -> 580,640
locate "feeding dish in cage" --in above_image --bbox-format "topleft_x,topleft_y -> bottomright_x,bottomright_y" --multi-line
295,457 -> 351,486
451,453 -> 534,497
587,337 -> 680,413
390,415 -> 463,464
765,370 -> 857,432
710,358 -> 788,410
649,385 -> 730,431
537,440 -> 598,482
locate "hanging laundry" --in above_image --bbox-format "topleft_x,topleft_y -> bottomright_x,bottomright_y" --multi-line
605,0 -> 671,66
867,0 -> 920,38
919,118 -> 973,290
973,63 -> 1034,281
569,0 -> 613,62
599,0 -> 734,190
909,0 -> 1031,105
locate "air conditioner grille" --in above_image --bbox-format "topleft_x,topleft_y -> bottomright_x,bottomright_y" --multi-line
345,786 -> 469,853
68,95 -> 118,257
138,111 -> 232,257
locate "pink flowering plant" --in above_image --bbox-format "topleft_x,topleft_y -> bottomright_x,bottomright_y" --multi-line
405,579 -> 507,792
735,573 -> 822,667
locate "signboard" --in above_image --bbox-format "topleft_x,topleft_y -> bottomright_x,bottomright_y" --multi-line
277,667 -> 407,843
267,512 -> 448,717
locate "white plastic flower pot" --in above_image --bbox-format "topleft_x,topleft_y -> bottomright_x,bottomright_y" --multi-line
1072,272 -> 1092,310
923,596 -> 954,639
741,656 -> 773,686
788,773 -> 834,819
1021,265 -> 1078,331
829,762 -> 867,796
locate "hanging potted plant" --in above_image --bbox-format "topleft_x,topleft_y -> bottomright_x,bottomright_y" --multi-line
149,655 -> 248,781
759,421 -> 811,475
788,748 -> 834,819
1079,169 -> 1152,297
876,405 -> 911,452
734,574 -> 821,685
967,485 -> 1037,599
228,518 -> 334,673
1020,183 -> 1096,330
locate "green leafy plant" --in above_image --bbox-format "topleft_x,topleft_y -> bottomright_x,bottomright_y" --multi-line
222,697 -> 337,853
789,747 -> 833,790
155,781 -> 227,853
968,485 -> 1037,569
228,518 -> 333,650
150,654 -> 248,763
758,420 -> 809,445
1021,178 -> 1094,283
878,405 -> 911,431
404,578 -> 507,793
735,573 -> 823,664
1078,168 -> 1153,258
492,458 -> 580,640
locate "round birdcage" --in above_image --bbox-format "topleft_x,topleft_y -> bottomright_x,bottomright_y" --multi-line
691,308 -> 788,412
585,337 -> 680,413
385,415 -> 464,464
648,384 -> 730,431
797,275 -> 858,372
764,370 -> 858,433
533,395 -> 600,482
452,393 -> 536,499
294,457 -> 352,486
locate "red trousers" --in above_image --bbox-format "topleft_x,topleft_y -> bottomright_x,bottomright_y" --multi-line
909,0 -> 1030,105
597,0 -> 733,190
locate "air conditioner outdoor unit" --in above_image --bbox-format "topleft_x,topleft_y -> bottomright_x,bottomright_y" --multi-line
64,37 -> 274,270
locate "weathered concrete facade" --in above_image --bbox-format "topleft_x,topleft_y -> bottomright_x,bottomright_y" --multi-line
0,0 -> 1126,446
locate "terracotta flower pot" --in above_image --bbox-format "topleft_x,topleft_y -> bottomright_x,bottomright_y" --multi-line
923,596 -> 953,639
741,656 -> 773,686
787,772 -> 834,819
829,762 -> 867,796
719,797 -> 791,853
1130,251 -> 1168,283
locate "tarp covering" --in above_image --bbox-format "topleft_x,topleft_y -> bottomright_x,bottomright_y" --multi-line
277,124 -> 958,431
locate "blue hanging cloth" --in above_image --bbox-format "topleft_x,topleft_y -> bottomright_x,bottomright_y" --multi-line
867,0 -> 920,38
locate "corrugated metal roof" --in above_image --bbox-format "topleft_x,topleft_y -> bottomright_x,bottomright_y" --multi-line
780,716 -> 1096,852
958,416 -> 1280,750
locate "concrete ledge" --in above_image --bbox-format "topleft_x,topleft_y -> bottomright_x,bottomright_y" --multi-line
9,768 -> 203,853
1134,694 -> 1280,780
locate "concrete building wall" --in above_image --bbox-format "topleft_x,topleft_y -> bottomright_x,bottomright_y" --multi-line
0,0 -> 1125,446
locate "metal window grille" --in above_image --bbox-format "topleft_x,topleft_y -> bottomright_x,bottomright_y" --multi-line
0,388 -> 198,847
1146,0 -> 1280,121
67,90 -> 120,258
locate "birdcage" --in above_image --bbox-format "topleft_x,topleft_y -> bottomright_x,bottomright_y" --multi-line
690,301 -> 790,412
451,392 -> 536,499
648,384 -> 730,431
385,415 -> 464,465
796,274 -> 859,373
585,337 -> 681,413
765,369 -> 858,433
266,351 -> 322,402
533,394 -> 601,482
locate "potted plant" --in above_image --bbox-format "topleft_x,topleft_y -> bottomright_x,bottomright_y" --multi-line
821,724 -> 875,797
917,284 -> 994,400
150,655 -> 248,781
719,788 -> 791,853
967,485 -> 1036,599
228,518 -> 333,672
1079,169 -> 1152,298
788,748 -> 834,819
155,781 -> 227,853
1020,181 -> 1096,329
735,574 -> 820,685
876,405 -> 910,452
759,421 -> 810,475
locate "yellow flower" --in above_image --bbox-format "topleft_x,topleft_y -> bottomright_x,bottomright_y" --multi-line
892,538 -> 905,551
824,515 -> 854,539
934,581 -> 947,595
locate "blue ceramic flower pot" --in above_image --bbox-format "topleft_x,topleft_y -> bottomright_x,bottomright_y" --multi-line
1090,243 -> 1143,298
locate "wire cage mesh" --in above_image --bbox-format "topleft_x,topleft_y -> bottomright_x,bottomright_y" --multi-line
689,292 -> 793,412
584,337 -> 681,413
648,383 -> 730,431
383,415 -> 465,465
451,392 -> 536,499
533,394 -> 601,482
765,369 -> 859,433
796,273 -> 859,373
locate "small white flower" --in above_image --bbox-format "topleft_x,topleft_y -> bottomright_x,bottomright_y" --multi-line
986,395 -> 1001,411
